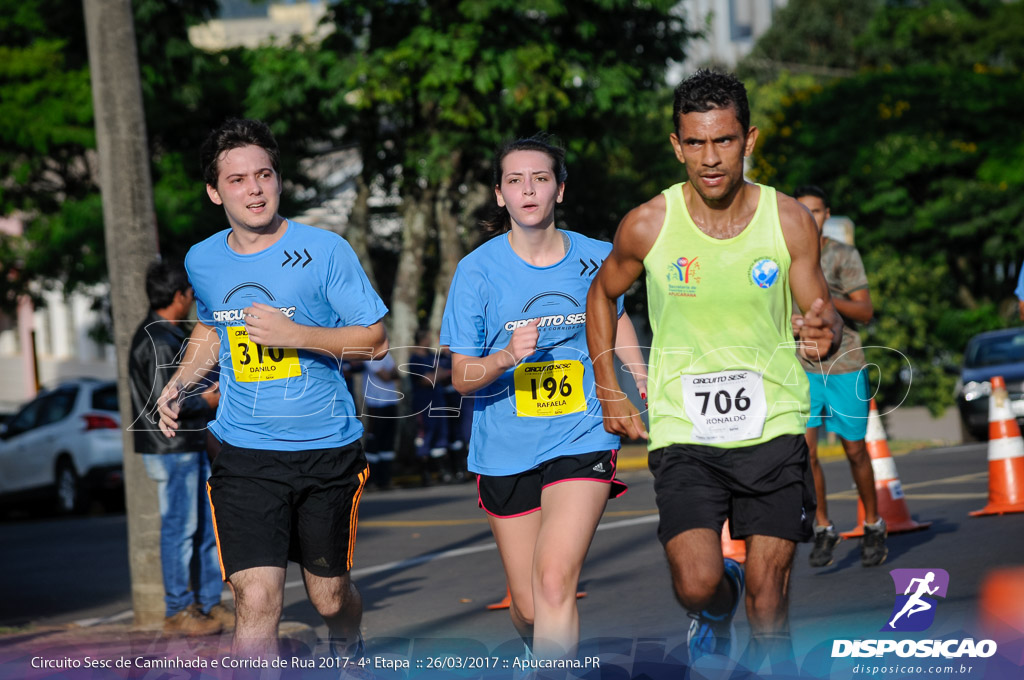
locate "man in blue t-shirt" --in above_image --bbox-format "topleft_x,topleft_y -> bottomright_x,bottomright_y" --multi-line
157,119 -> 388,660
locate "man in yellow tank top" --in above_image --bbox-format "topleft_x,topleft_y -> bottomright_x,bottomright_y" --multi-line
586,70 -> 843,673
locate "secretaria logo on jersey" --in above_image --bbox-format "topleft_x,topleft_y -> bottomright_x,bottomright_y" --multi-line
748,257 -> 780,289
503,291 -> 587,333
831,568 -> 997,659
666,256 -> 700,297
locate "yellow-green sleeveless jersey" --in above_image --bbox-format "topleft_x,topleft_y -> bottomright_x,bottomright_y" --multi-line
643,182 -> 809,450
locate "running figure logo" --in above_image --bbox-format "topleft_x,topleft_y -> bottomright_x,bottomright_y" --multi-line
883,568 -> 950,632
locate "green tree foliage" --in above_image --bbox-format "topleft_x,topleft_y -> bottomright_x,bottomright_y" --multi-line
0,1 -> 97,303
738,0 -> 880,79
131,0 -> 257,264
755,66 -> 1024,310
862,250 -> 961,416
245,0 -> 696,346
325,0 -> 691,231
742,0 -> 1024,414
0,0 -> 242,309
751,66 -> 1024,412
740,0 -> 1024,80
857,0 -> 1024,71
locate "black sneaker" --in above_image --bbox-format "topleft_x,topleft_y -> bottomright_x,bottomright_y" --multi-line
861,518 -> 888,567
809,524 -> 840,568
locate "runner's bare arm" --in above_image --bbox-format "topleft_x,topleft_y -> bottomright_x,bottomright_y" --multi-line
157,321 -> 221,437
242,302 -> 388,361
779,194 -> 843,361
791,288 -> 871,335
448,319 -> 540,395
587,196 -> 664,440
834,287 -> 873,325
613,313 -> 648,401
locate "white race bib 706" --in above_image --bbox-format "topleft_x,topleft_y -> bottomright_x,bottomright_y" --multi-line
682,370 -> 767,443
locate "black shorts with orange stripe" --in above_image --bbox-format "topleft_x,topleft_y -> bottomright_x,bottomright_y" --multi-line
207,439 -> 369,580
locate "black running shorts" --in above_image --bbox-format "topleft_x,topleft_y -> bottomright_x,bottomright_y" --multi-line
477,450 -> 627,518
207,439 -> 369,579
648,434 -> 815,546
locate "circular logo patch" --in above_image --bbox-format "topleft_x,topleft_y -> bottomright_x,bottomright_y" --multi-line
751,259 -> 780,288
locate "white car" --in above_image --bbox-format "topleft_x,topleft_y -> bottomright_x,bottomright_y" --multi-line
0,379 -> 123,513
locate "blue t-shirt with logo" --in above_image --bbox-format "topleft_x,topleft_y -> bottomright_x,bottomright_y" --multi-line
185,220 -> 388,450
440,230 -> 623,476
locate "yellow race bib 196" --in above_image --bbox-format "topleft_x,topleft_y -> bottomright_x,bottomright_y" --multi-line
227,326 -> 301,383
513,360 -> 586,417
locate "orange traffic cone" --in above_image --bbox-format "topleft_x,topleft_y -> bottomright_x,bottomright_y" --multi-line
978,567 -> 1024,663
485,586 -> 588,611
721,519 -> 746,564
486,587 -> 512,610
970,376 -> 1024,516
841,398 -> 931,538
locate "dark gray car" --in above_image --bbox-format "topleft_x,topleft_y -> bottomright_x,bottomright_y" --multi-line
956,328 -> 1024,441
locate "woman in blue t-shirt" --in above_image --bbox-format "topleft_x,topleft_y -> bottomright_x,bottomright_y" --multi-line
440,136 -> 647,660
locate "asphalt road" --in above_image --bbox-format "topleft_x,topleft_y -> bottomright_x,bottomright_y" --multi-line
2,442 -> 1022,678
